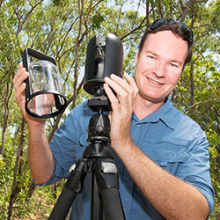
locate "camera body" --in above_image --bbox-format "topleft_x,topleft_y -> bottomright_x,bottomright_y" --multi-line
83,33 -> 123,97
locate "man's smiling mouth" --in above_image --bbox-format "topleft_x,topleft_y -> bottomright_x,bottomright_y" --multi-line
146,77 -> 164,85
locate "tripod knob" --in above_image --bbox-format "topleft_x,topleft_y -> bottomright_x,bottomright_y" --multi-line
97,125 -> 104,133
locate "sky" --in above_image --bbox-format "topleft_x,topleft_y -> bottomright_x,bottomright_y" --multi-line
108,0 -> 146,16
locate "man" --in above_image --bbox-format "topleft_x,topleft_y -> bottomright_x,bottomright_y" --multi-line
13,18 -> 214,219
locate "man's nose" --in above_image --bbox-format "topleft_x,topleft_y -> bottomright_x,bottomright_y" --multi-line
152,61 -> 166,77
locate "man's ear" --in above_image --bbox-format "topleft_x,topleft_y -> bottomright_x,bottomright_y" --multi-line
134,51 -> 139,66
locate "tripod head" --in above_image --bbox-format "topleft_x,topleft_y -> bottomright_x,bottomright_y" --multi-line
83,99 -> 112,159
87,104 -> 110,144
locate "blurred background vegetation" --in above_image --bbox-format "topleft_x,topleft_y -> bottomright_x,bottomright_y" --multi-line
0,0 -> 220,219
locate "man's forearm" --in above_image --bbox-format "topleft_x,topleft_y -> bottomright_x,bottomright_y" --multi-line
113,139 -> 209,220
28,124 -> 55,184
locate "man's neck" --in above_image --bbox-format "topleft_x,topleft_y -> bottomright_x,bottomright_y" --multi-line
133,94 -> 165,120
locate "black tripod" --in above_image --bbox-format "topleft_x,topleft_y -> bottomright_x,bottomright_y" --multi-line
48,96 -> 125,220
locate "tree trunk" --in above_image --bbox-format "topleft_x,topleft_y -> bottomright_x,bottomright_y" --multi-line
1,82 -> 12,155
27,181 -> 36,200
7,118 -> 26,220
189,62 -> 197,122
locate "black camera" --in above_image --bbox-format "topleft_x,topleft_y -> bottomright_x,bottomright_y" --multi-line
83,33 -> 123,111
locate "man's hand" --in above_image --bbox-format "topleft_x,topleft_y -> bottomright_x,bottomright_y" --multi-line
13,63 -> 46,126
103,72 -> 138,148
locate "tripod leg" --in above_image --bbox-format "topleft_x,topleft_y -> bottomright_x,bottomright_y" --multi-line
91,172 -> 103,220
95,159 -> 125,220
48,159 -> 87,220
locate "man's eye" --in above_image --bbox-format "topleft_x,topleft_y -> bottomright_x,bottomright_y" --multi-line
148,55 -> 155,60
170,63 -> 178,68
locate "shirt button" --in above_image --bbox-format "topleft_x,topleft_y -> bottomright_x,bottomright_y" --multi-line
126,177 -> 130,183
123,208 -> 127,212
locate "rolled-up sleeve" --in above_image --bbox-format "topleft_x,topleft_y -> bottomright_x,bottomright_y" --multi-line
176,127 -> 215,217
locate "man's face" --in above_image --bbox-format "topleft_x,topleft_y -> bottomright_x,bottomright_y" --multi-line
134,30 -> 188,104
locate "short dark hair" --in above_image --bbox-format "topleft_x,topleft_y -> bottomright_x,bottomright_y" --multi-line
138,18 -> 194,65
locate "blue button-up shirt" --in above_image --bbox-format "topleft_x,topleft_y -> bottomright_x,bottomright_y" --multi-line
43,99 -> 214,219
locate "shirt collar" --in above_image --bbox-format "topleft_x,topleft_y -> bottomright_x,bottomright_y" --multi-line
158,99 -> 177,129
132,99 -> 178,130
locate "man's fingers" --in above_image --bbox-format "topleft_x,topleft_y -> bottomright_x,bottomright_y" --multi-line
103,83 -> 119,106
123,72 -> 138,89
13,67 -> 29,91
